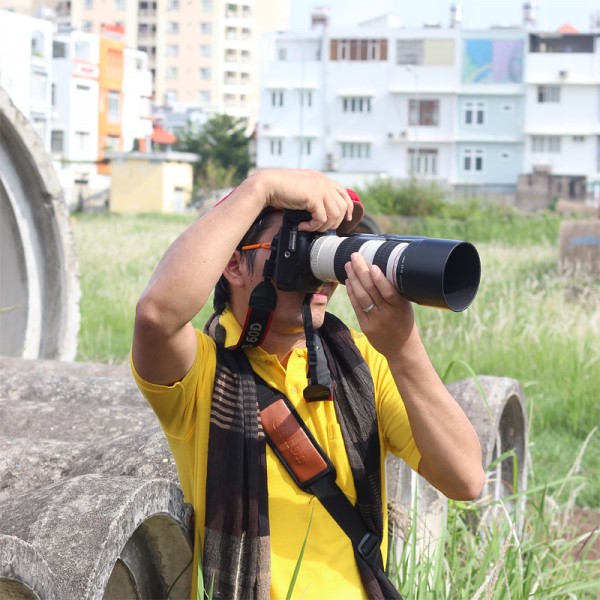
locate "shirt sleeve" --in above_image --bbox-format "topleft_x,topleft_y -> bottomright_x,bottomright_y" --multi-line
130,329 -> 216,440
352,330 -> 422,472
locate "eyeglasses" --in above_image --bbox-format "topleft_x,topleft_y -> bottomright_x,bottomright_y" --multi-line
239,242 -> 272,251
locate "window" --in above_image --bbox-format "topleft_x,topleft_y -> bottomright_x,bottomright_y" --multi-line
81,21 -> 93,32
463,149 -> 484,172
464,101 -> 486,126
199,44 -> 211,57
75,130 -> 90,154
409,99 -> 439,126
167,0 -> 179,9
53,41 -> 67,58
83,0 -> 93,9
341,142 -> 371,159
199,67 -> 211,80
166,44 -> 179,57
397,39 -> 423,65
408,148 -> 438,175
75,41 -> 90,60
200,22 -> 212,35
271,90 -> 284,107
300,90 -> 313,108
270,139 -> 283,155
201,0 -> 212,10
573,136 -> 585,142
198,90 -> 211,103
532,135 -> 561,153
167,22 -> 179,34
30,70 -> 48,102
300,138 -> 312,156
106,135 -> 120,151
342,96 -> 371,113
51,130 -> 64,153
278,47 -> 287,61
166,66 -> 178,79
107,90 -> 120,123
115,0 -> 125,9
537,85 -> 560,103
330,39 -> 388,61
75,84 -> 91,109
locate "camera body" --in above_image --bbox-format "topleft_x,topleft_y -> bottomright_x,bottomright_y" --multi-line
272,209 -> 324,293
271,209 -> 481,312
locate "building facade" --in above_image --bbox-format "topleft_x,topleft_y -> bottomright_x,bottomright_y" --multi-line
256,15 -> 600,199
0,9 -> 53,148
47,0 -> 289,126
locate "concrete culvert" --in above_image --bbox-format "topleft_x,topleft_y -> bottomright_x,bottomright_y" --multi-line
387,376 -> 528,556
0,86 -> 80,360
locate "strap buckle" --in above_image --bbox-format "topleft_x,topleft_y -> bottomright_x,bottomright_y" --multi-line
357,532 -> 381,566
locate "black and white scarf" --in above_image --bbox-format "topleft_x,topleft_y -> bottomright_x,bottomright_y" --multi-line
202,311 -> 399,599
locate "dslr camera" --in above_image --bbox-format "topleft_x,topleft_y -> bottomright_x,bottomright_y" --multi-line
271,209 -> 481,312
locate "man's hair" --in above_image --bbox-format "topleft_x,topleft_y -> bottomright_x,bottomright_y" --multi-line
213,209 -> 279,314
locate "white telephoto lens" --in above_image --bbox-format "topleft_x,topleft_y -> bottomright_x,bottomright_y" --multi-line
385,242 -> 409,291
310,236 -> 344,282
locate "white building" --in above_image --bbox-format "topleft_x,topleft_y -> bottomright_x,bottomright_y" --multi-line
0,9 -> 54,149
121,47 -> 153,152
523,31 -> 600,190
51,29 -> 101,200
257,15 -> 600,197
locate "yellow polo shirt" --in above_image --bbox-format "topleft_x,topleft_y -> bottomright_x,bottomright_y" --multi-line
131,309 -> 421,599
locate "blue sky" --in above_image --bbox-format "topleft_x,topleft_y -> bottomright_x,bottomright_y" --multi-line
289,0 -> 598,33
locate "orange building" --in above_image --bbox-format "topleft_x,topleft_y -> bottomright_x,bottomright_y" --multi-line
97,24 -> 125,175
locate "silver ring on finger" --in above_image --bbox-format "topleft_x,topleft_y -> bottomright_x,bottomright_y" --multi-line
362,302 -> 376,314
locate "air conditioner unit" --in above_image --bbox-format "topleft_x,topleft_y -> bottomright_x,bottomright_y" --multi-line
263,123 -> 271,130
326,153 -> 338,171
558,70 -> 568,80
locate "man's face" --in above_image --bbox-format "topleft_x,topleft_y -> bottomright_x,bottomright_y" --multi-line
239,213 -> 338,333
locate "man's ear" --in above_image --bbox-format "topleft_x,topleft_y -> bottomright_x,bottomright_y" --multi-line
223,251 -> 245,288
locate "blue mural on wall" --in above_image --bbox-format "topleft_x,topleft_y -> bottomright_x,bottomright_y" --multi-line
463,39 -> 524,84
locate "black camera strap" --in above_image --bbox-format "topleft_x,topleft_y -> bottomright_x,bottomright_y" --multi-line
236,246 -> 278,350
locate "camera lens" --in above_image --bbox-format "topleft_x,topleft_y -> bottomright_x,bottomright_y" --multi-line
310,234 -> 480,312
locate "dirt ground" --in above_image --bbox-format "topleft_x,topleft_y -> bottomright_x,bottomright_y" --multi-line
569,508 -> 600,561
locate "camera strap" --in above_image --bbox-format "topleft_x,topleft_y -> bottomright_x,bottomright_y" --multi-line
236,246 -> 279,350
252,370 -> 403,599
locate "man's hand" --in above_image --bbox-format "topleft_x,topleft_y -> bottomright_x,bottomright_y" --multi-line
256,169 -> 354,232
344,252 -> 416,358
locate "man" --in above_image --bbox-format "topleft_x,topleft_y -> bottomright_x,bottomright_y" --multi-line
131,169 -> 485,599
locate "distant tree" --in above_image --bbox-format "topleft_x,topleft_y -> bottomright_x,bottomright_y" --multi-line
174,114 -> 252,188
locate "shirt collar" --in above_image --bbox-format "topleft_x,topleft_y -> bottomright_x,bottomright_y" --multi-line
218,308 -> 245,349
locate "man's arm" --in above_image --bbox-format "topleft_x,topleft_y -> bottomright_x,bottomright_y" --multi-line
132,169 -> 354,386
344,253 -> 485,501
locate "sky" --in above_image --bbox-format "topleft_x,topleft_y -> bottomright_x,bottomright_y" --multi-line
289,0 -> 599,33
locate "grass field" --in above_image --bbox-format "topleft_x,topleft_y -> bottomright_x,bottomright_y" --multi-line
72,207 -> 599,597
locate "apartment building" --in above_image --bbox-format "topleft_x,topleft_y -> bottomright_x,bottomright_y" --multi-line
256,13 -> 600,197
523,31 -> 600,186
0,9 -> 54,148
47,0 -> 288,126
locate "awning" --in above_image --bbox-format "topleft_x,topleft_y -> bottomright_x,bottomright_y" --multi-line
151,126 -> 176,145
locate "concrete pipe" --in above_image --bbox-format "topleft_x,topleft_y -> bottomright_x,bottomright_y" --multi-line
0,534 -> 58,600
0,86 -> 80,360
0,475 -> 193,600
386,376 -> 528,556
